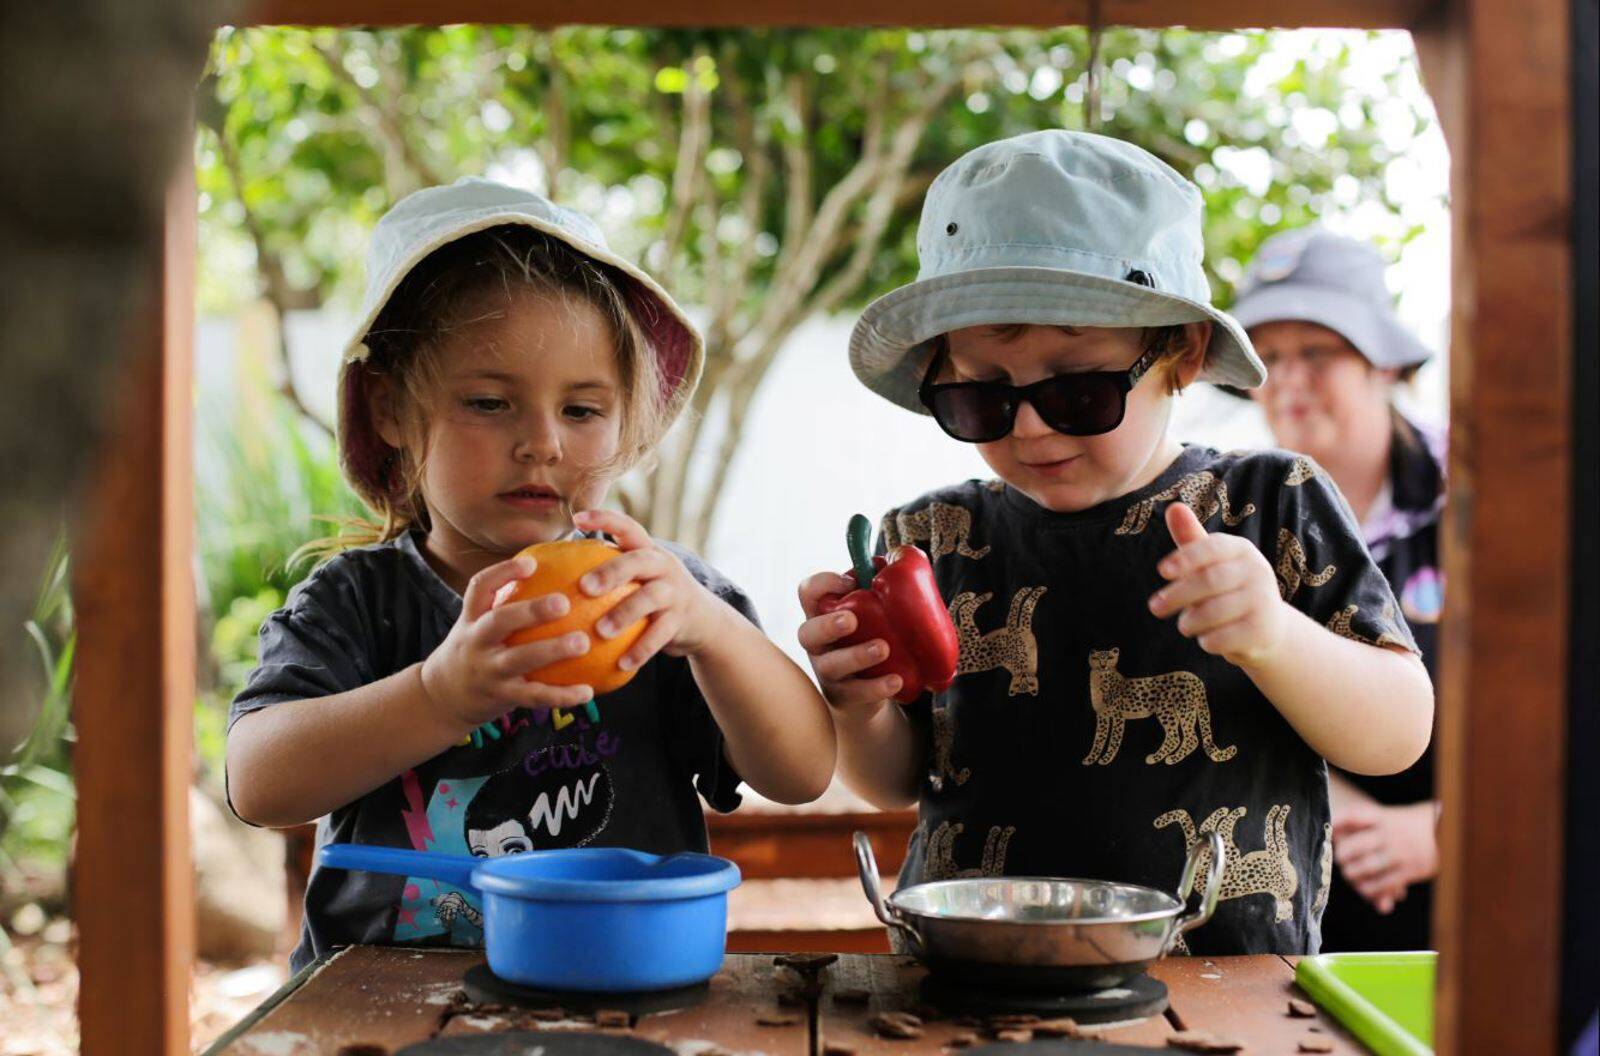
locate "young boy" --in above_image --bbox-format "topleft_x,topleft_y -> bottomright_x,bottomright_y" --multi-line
798,130 -> 1433,953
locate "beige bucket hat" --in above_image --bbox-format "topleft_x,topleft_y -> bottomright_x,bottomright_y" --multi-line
336,177 -> 703,509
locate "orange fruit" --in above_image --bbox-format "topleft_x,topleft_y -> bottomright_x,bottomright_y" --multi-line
502,538 -> 648,695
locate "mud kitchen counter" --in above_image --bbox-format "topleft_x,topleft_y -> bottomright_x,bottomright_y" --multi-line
203,946 -> 1369,1055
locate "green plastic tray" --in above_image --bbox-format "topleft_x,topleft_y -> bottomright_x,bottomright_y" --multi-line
1295,952 -> 1436,1056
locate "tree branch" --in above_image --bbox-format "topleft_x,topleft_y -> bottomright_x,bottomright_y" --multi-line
746,82 -> 888,354
538,39 -> 570,195
808,83 -> 960,317
657,49 -> 713,274
311,36 -> 449,193
655,343 -> 737,543
706,58 -> 770,355
683,54 -> 990,549
198,97 -> 333,438
688,360 -> 760,553
774,71 -> 813,277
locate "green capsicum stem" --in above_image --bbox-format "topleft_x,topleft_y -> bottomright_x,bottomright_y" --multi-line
847,513 -> 877,588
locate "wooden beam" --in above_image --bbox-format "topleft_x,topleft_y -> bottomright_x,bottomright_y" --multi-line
726,929 -> 890,953
709,810 -> 915,880
236,0 -> 1436,29
1427,0 -> 1571,1053
72,141 -> 197,1053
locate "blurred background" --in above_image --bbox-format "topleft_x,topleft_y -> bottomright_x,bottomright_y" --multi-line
1,24 -> 1448,1051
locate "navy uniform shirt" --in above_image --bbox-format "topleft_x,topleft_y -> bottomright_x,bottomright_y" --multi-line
1321,414 -> 1444,953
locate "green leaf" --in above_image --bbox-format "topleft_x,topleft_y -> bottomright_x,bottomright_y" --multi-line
654,66 -> 689,94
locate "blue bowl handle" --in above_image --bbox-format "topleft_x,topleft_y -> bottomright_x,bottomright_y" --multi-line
320,843 -> 482,891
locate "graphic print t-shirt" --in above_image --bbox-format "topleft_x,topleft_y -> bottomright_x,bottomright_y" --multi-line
883,446 -> 1419,955
229,531 -> 747,971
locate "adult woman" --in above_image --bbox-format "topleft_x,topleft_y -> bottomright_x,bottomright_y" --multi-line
1231,227 -> 1443,952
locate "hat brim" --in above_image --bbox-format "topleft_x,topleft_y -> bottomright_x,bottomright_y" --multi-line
336,211 -> 704,510
849,267 -> 1265,414
1228,282 -> 1434,372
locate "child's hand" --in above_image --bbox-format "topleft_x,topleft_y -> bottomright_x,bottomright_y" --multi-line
796,571 -> 903,718
570,509 -> 727,669
1147,502 -> 1289,668
419,554 -> 598,727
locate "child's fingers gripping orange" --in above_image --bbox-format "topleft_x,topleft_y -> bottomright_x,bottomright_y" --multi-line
501,539 -> 649,695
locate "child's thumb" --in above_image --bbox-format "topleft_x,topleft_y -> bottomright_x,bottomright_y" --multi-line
1165,501 -> 1208,548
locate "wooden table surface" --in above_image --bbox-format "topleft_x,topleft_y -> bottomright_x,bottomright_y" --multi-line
205,947 -> 1369,1055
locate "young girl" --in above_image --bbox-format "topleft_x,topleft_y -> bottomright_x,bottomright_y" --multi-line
798,131 -> 1433,954
228,177 -> 835,971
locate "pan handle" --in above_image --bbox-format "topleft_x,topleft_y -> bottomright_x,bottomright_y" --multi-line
320,843 -> 481,891
1171,830 -> 1226,942
852,831 -> 922,954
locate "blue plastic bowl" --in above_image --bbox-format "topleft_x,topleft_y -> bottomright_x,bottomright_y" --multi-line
319,843 -> 741,991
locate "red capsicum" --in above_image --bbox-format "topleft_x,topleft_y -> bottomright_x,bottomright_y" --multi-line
818,514 -> 960,704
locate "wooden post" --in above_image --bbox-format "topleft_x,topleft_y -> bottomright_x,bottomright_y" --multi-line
1423,1 -> 1573,1053
72,155 -> 197,1053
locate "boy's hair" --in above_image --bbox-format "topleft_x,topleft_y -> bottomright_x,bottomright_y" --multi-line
304,225 -> 668,561
929,324 -> 1196,395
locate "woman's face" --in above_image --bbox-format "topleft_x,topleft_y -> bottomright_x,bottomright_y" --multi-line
1250,320 -> 1394,460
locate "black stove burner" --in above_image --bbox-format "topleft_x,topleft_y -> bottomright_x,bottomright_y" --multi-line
920,970 -> 1168,1024
396,1033 -> 674,1056
461,964 -> 710,1018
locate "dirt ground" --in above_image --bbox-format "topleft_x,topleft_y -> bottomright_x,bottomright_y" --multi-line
1,918 -> 286,1055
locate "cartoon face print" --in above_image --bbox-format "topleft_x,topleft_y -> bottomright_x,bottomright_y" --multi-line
463,758 -> 615,857
468,818 -> 534,857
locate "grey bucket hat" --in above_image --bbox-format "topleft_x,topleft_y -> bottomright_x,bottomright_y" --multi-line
1229,226 -> 1433,372
849,130 -> 1266,414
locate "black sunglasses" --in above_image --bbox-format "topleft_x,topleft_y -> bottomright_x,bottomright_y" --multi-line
918,346 -> 1163,443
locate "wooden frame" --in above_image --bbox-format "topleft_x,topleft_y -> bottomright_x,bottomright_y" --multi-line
73,157 -> 197,1051
73,1 -> 1576,1053
1417,4 -> 1572,1052
247,0 -> 1436,29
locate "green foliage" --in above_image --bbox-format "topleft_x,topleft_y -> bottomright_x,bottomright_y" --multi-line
199,26 -> 1432,314
1,538 -> 75,874
193,390 -> 368,768
0,386 -> 366,864
200,26 -> 1436,546
196,400 -> 365,611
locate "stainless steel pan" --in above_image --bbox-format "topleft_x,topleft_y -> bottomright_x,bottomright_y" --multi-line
854,829 -> 1224,990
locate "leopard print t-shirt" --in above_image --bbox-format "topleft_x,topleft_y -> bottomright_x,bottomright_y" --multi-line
881,445 -> 1420,956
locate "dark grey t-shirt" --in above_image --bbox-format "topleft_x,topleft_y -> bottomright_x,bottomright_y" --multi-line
882,446 -> 1419,956
228,531 -> 748,971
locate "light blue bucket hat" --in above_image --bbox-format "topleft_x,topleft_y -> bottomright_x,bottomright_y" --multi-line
1229,225 -> 1433,372
849,130 -> 1265,413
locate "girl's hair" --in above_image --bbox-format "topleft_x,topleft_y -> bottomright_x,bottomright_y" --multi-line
302,225 -> 668,564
